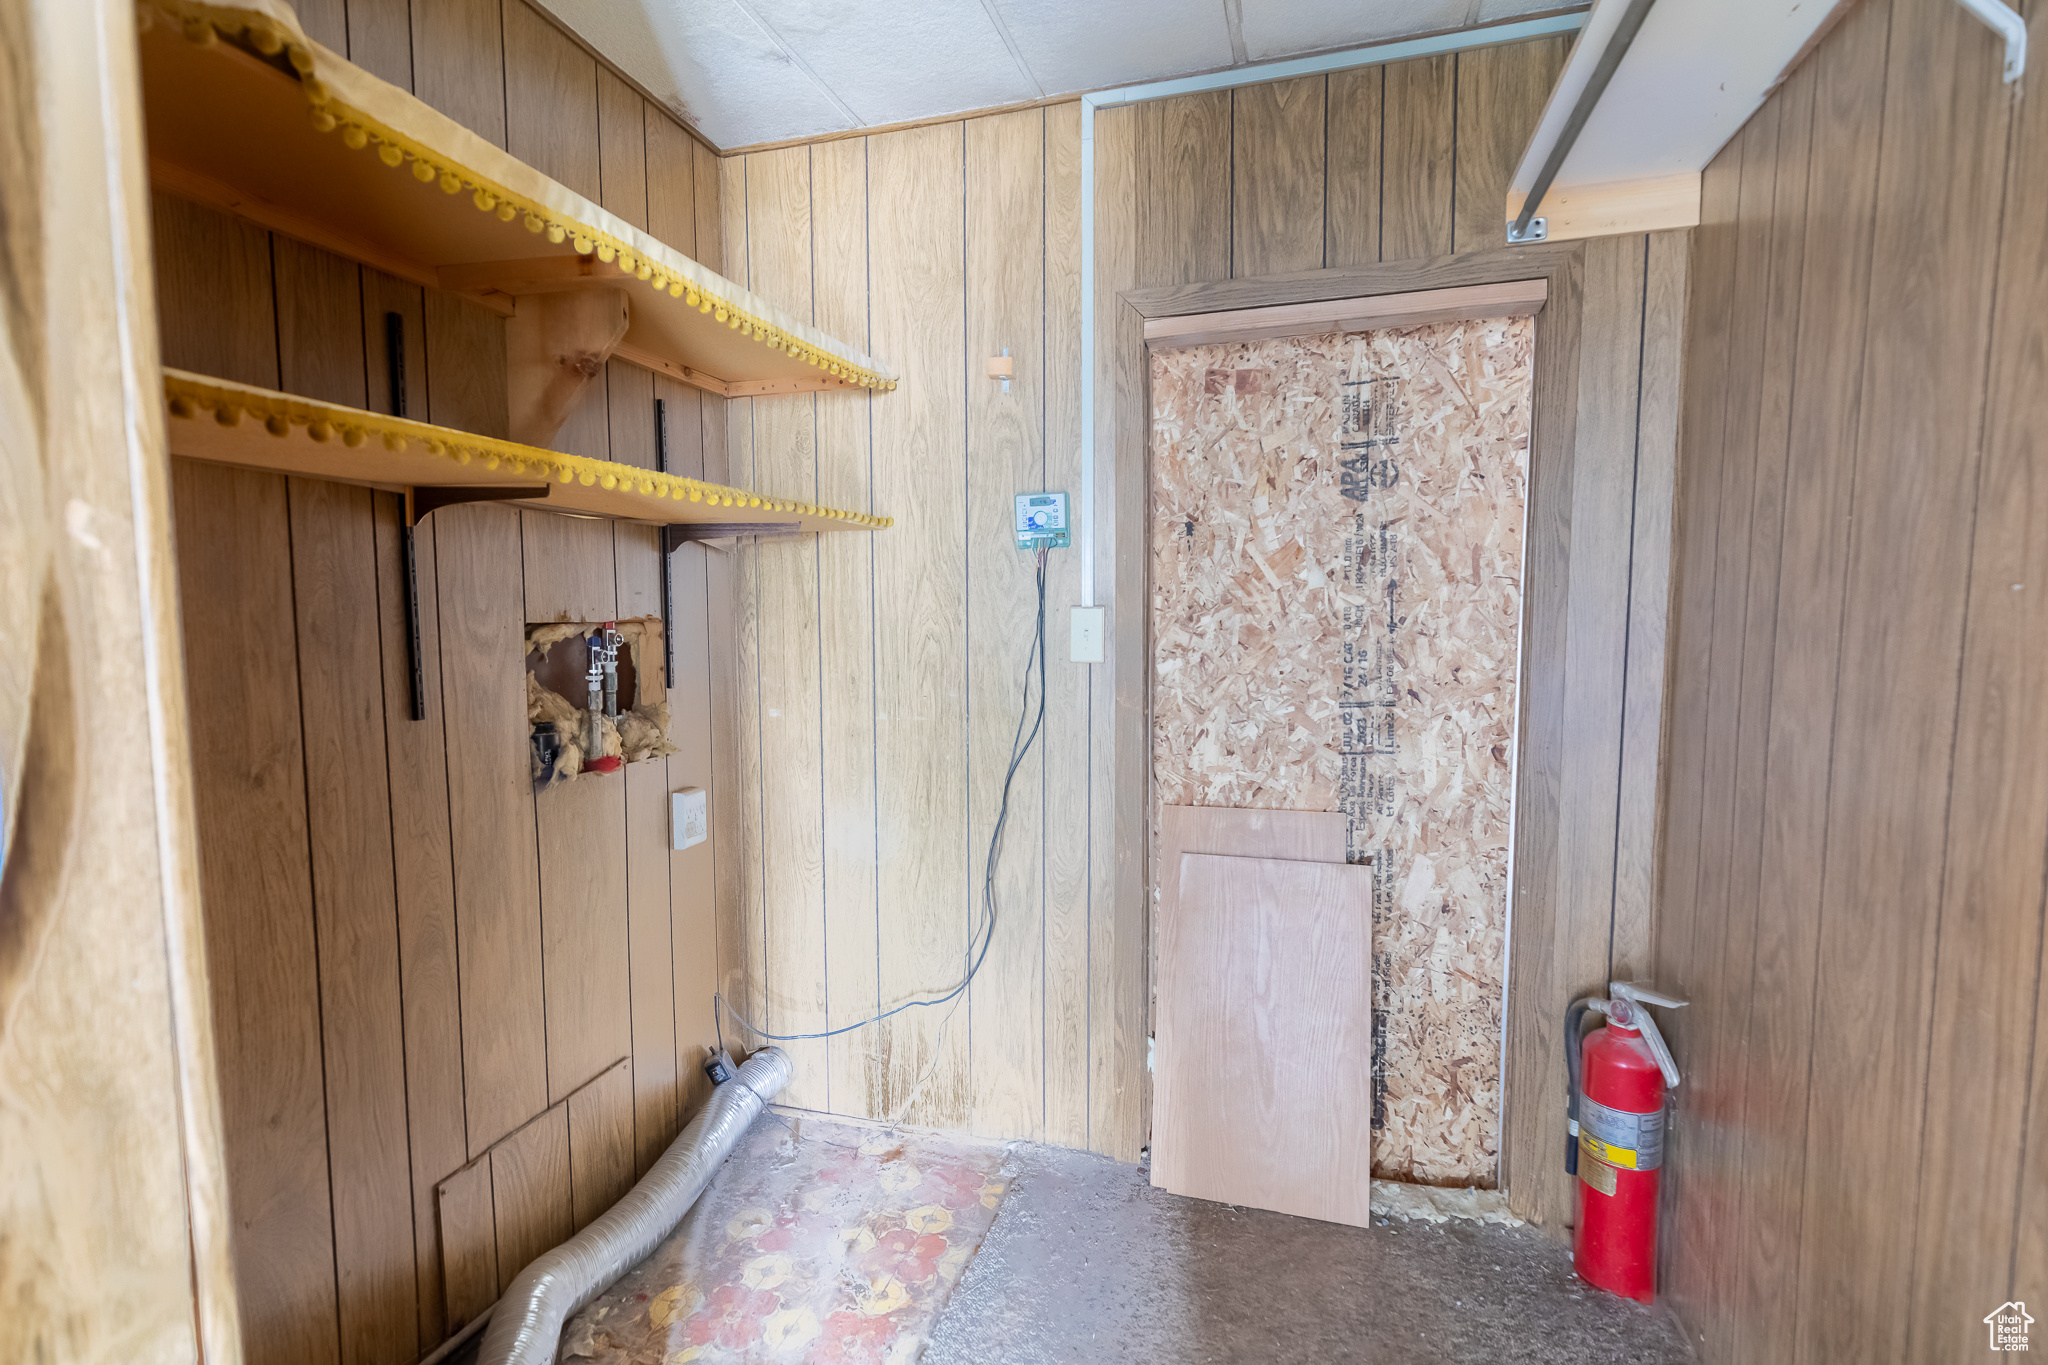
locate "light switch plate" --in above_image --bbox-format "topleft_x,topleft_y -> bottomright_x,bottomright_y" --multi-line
672,787 -> 708,850
1070,606 -> 1105,663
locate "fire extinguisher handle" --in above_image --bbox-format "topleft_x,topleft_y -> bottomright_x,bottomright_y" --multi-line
1609,981 -> 1686,1089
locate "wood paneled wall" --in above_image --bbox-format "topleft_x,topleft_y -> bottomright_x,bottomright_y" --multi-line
2,0 -> 239,1358
714,33 -> 1690,1215
152,3 -> 726,1362
1655,0 -> 2048,1359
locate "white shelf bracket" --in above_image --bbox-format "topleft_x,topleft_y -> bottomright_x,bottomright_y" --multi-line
1956,0 -> 2026,82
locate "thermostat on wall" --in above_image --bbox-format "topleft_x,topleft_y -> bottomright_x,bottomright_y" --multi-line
1014,491 -> 1070,551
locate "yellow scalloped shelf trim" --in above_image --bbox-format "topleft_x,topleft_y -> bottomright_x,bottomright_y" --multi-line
163,370 -> 894,527
138,0 -> 898,392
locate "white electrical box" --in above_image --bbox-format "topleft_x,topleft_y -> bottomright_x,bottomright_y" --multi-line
1070,606 -> 1105,663
1014,491 -> 1070,550
671,787 -> 708,851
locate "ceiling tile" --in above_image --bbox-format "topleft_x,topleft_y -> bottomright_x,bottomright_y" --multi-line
1238,0 -> 1474,62
988,0 -> 1235,96
534,0 -> 859,149
1478,0 -> 1576,19
766,0 -> 1044,126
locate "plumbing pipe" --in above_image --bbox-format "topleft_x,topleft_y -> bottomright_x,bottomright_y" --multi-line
476,1046 -> 793,1365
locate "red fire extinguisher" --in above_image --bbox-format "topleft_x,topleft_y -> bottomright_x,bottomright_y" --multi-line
1565,982 -> 1686,1303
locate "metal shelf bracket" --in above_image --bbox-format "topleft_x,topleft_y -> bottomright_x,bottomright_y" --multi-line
1956,0 -> 2026,83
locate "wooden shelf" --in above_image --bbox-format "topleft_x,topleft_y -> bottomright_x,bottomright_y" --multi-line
138,0 -> 896,400
162,370 -> 893,532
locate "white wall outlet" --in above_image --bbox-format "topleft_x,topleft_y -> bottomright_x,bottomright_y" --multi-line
672,787 -> 708,851
1070,606 -> 1105,663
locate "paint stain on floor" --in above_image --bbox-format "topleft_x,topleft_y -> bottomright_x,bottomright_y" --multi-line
561,1113 -> 1006,1365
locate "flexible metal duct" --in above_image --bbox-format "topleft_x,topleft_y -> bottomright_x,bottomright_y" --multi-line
477,1046 -> 792,1365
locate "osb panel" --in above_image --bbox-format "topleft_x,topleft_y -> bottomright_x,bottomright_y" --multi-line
1150,317 -> 1532,1184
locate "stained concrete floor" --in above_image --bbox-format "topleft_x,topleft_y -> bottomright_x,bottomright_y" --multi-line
923,1142 -> 1696,1365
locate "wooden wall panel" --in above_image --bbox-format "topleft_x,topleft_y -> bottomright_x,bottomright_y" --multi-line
1380,56 -> 1455,261
965,108 -> 1048,1139
1651,133 -> 1742,1335
1232,76 -> 1325,276
344,0 -> 414,88
1041,101 -> 1091,1152
743,145 -> 831,1107
715,151 -> 761,1048
438,501 -> 551,1153
173,461 -> 339,1365
1533,232 -> 1646,1214
1791,0 -> 2009,1354
1668,108 -> 1778,1349
1651,0 -> 2048,1358
1325,67 -> 1383,267
272,238 -> 419,1365
502,0 -> 598,200
1451,38 -> 1569,255
813,134 -> 884,1123
568,1058 -> 636,1230
869,122 -> 972,1126
490,1106 -> 573,1288
370,488 -> 467,1350
645,107 -> 722,1130
288,478 -> 419,1365
1090,104 -> 1140,1162
1949,0 -> 2048,1329
1719,45 -> 1871,1352
411,0 -> 506,148
1708,78 -> 1810,1339
1609,229 -> 1688,980
1136,92 -> 1231,286
434,1160 -> 497,1333
156,6 -> 729,1361
604,99 -> 678,1169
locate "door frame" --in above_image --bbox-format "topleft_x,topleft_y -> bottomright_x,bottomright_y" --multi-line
1109,242 -> 1593,1225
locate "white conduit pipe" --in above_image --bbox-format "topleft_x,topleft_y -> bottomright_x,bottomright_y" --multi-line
476,1047 -> 793,1365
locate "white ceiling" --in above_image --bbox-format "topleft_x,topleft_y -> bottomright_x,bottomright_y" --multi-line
534,0 -> 1578,150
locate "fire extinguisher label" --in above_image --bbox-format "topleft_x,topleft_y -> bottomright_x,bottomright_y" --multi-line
1578,1094 -> 1665,1172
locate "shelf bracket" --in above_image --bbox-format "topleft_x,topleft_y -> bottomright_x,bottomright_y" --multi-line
1507,0 -> 1657,244
661,523 -> 804,553
656,397 -> 674,684
397,482 -> 550,721
506,287 -> 632,447
1955,0 -> 2025,82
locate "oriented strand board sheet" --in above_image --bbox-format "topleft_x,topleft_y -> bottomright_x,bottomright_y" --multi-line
1151,316 -> 1532,1183
1153,854 -> 1375,1227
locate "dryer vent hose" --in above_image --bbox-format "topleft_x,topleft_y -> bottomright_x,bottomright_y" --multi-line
476,1046 -> 792,1365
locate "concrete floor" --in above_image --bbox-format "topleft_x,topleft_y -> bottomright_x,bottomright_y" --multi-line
923,1143 -> 1696,1365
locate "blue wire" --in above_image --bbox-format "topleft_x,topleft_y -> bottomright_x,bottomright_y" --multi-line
715,551 -> 1050,1045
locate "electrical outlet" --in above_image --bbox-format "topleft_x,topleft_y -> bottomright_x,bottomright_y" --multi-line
1071,606 -> 1105,663
672,787 -> 707,850
1014,491 -> 1070,551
